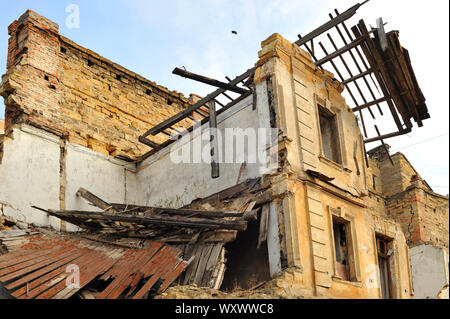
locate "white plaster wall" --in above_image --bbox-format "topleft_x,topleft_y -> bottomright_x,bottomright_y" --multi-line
64,143 -> 138,231
135,84 -> 273,208
410,244 -> 449,299
0,125 -> 138,232
0,126 -> 61,229
65,143 -> 137,211
267,202 -> 282,276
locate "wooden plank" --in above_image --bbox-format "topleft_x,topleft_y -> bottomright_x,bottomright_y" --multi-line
192,245 -> 214,286
200,243 -> 223,287
172,67 -> 249,95
182,244 -> 202,285
197,230 -> 237,243
352,22 -> 406,130
209,100 -> 220,179
76,188 -> 116,212
0,230 -> 28,238
212,252 -> 226,290
44,209 -> 248,231
141,67 -> 256,137
257,205 -> 269,248
110,204 -> 244,218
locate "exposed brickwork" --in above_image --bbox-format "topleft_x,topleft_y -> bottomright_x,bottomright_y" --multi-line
386,184 -> 449,249
375,149 -> 431,198
0,10 -> 193,158
368,146 -> 449,250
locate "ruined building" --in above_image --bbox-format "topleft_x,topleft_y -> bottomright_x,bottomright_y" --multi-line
0,4 -> 448,299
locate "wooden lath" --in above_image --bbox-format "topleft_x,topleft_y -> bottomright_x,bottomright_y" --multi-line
294,1 -> 429,146
31,187 -> 258,243
139,67 -> 256,150
138,67 -> 256,178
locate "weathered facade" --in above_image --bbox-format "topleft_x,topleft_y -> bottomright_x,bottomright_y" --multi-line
0,10 -> 448,299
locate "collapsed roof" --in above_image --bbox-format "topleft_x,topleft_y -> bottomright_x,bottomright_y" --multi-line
0,178 -> 272,298
0,230 -> 189,299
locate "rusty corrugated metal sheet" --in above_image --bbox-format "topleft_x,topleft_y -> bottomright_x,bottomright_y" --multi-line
0,234 -> 189,299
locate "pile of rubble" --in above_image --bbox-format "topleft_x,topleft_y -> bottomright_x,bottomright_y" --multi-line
158,268 -> 316,299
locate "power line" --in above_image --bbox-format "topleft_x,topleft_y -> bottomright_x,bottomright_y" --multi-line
391,133 -> 449,152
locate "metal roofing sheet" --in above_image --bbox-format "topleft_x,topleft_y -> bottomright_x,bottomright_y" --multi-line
0,234 -> 189,299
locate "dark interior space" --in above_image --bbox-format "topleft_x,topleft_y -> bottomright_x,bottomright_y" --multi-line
220,219 -> 271,291
319,105 -> 342,164
333,218 -> 350,281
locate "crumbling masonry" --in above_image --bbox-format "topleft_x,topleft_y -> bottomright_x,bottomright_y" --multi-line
0,9 -> 448,299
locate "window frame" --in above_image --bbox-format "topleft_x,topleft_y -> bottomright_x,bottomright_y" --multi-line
315,98 -> 346,168
328,207 -> 361,283
376,236 -> 392,299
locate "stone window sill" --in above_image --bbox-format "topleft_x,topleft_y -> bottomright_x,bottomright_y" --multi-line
319,155 -> 349,173
332,275 -> 363,287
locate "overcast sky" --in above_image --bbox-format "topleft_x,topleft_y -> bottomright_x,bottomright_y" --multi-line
0,0 -> 448,194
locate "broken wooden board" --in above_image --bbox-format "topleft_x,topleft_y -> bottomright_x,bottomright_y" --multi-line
257,204 -> 269,249
176,243 -> 225,289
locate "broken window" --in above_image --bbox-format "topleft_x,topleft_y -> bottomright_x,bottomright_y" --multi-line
318,105 -> 342,164
376,236 -> 393,299
330,213 -> 359,282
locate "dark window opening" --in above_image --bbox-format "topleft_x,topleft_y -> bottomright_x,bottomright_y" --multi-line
116,74 -> 122,81
145,89 -> 152,96
333,220 -> 349,281
373,175 -> 377,190
221,219 -> 271,291
87,60 -> 94,67
319,105 -> 342,164
376,236 -> 393,299
60,47 -> 67,54
44,75 -> 49,81
167,99 -> 173,106
332,215 -> 357,282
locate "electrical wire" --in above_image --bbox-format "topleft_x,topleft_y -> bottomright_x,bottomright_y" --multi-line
391,133 -> 449,152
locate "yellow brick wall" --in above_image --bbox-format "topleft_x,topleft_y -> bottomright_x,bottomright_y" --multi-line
59,39 -> 192,158
0,10 -> 194,159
